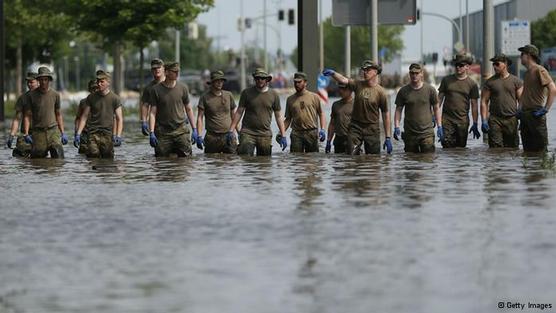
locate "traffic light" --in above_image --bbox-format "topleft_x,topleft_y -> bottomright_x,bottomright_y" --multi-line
416,9 -> 420,20
288,9 -> 295,25
432,52 -> 438,63
278,10 -> 284,21
245,18 -> 252,29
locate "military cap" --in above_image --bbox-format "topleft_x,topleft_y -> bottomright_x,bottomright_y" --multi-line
208,70 -> 226,84
25,72 -> 37,81
164,62 -> 180,72
452,54 -> 473,65
87,79 -> 97,92
96,70 -> 111,80
252,68 -> 272,81
151,58 -> 164,69
36,66 -> 54,80
293,72 -> 307,82
518,44 -> 540,58
489,53 -> 512,66
360,60 -> 382,74
409,63 -> 423,73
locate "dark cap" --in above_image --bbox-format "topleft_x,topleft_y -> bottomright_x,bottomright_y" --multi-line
164,62 -> 180,72
36,66 -> 54,80
25,72 -> 37,81
96,70 -> 111,80
518,44 -> 539,58
409,63 -> 423,73
293,72 -> 307,81
151,58 -> 164,69
87,79 -> 97,92
490,53 -> 512,66
208,70 -> 226,84
360,60 -> 382,74
452,54 -> 473,65
252,68 -> 272,81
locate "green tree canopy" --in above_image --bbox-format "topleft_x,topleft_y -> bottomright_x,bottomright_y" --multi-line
532,9 -> 556,50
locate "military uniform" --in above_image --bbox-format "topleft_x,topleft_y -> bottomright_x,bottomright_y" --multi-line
346,80 -> 389,154
198,89 -> 237,153
285,89 -> 322,152
76,97 -> 90,155
520,63 -> 553,152
150,81 -> 192,157
483,74 -> 522,148
438,75 -> 479,148
83,91 -> 122,158
330,97 -> 353,154
237,85 -> 281,156
395,83 -> 438,153
12,91 -> 32,157
25,88 -> 64,158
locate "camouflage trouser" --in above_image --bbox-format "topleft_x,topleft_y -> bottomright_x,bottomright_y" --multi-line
78,132 -> 90,155
154,128 -> 192,157
441,117 -> 469,148
204,131 -> 237,154
333,135 -> 349,154
520,111 -> 548,152
12,135 -> 31,157
347,121 -> 380,155
237,132 -> 272,156
290,129 -> 319,153
488,115 -> 519,148
87,132 -> 114,158
30,126 -> 64,158
402,131 -> 435,153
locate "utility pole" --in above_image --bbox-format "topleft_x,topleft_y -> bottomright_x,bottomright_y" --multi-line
465,0 -> 469,52
175,29 -> 180,63
319,0 -> 324,70
297,0 -> 319,92
240,0 -> 246,91
420,0 -> 424,63
0,0 -> 5,121
370,0 -> 378,62
483,0 -> 494,80
345,26 -> 351,77
263,0 -> 268,71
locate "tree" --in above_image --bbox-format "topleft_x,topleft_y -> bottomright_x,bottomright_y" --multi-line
291,18 -> 404,73
532,9 -> 556,50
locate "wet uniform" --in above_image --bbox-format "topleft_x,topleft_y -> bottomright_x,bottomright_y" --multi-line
285,90 -> 322,153
76,97 -> 91,155
395,83 -> 438,153
84,91 -> 122,158
198,89 -> 237,153
12,91 -> 32,157
483,74 -> 522,148
150,82 -> 192,157
24,88 -> 64,158
237,86 -> 281,156
520,63 -> 553,152
438,75 -> 480,148
330,97 -> 353,153
347,80 -> 389,154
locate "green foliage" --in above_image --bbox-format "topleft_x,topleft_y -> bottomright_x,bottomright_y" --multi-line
158,25 -> 215,69
532,9 -> 556,50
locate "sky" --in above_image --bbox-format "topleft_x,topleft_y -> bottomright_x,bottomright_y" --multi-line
196,0 -> 509,62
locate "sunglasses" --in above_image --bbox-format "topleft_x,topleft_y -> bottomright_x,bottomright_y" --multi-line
455,63 -> 467,68
493,62 -> 501,66
254,77 -> 267,81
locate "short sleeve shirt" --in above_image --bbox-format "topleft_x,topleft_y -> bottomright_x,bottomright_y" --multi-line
15,91 -> 31,113
521,63 -> 554,111
198,90 -> 236,133
330,98 -> 353,137
347,80 -> 388,125
141,79 -> 159,105
438,74 -> 480,121
150,82 -> 190,131
395,83 -> 438,135
238,86 -> 281,137
85,91 -> 122,134
25,88 -> 61,129
483,74 -> 522,117
285,90 -> 322,131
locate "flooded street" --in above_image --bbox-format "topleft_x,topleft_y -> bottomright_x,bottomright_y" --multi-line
1,97 -> 556,313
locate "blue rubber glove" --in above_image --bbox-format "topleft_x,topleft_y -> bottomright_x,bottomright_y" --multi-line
319,129 -> 326,142
61,133 -> 68,145
432,115 -> 436,128
393,127 -> 401,141
191,128 -> 198,143
196,136 -> 204,150
437,126 -> 444,142
24,134 -> 33,144
322,68 -> 335,76
325,140 -> 331,153
533,107 -> 548,117
6,134 -> 14,148
481,121 -> 489,134
226,131 -> 236,146
515,109 -> 523,120
469,122 -> 481,139
383,137 -> 393,154
113,136 -> 123,147
73,134 -> 81,148
149,132 -> 158,147
141,121 -> 149,136
279,135 -> 288,151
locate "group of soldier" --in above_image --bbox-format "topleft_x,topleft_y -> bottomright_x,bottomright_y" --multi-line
5,43 -> 556,159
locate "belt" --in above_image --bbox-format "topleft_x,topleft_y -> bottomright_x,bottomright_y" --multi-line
32,125 -> 57,131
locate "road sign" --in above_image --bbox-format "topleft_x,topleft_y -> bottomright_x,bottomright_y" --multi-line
501,20 -> 530,56
332,0 -> 417,26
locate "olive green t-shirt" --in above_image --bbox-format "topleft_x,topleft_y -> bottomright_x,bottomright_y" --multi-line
238,86 -> 281,137
15,91 -> 31,112
141,79 -> 159,105
347,80 -> 389,125
438,74 -> 479,121
85,91 -> 122,134
25,88 -> 61,129
521,63 -> 554,111
198,89 -> 236,133
285,90 -> 322,131
150,82 -> 190,131
78,97 -> 89,133
330,97 -> 353,137
395,83 -> 438,135
483,74 -> 522,117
